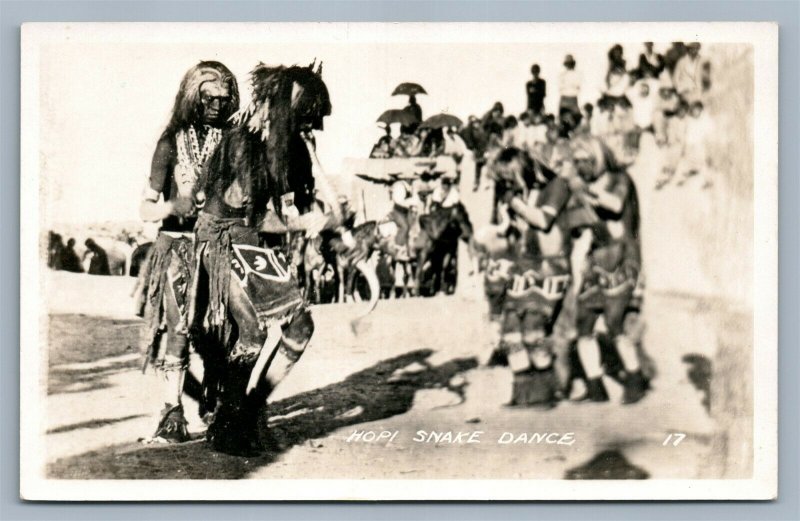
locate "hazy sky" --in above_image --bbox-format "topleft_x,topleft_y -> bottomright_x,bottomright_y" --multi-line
38,37 -> 663,224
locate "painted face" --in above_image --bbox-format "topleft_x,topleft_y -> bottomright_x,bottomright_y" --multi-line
199,81 -> 232,126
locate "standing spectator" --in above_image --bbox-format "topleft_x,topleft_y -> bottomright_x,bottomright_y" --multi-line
653,71 -> 680,146
629,80 -> 656,140
526,64 -> 547,115
404,94 -> 423,123
677,100 -> 713,188
83,239 -> 110,276
663,42 -> 687,76
60,238 -> 84,273
656,101 -> 688,190
443,126 -> 468,162
460,116 -> 489,191
605,44 -> 631,106
558,54 -> 582,129
673,42 -> 707,103
633,42 -> 664,81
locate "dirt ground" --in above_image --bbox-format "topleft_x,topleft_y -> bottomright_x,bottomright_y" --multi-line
41,132 -> 753,481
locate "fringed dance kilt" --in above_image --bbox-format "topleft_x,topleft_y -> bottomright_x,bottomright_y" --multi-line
135,231 -> 194,370
576,241 -> 640,337
191,212 -> 305,346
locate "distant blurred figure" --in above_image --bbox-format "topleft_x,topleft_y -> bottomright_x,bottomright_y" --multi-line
84,238 -> 110,276
558,54 -> 582,129
370,125 -> 394,158
576,103 -> 594,135
392,125 -> 418,158
526,64 -> 547,115
677,100 -> 713,189
460,115 -> 489,191
530,111 -> 549,145
47,232 -> 64,270
591,96 -> 613,139
656,101 -> 688,190
404,94 -> 423,123
482,101 -> 506,130
663,42 -> 687,76
605,44 -> 631,107
629,79 -> 656,147
443,126 -> 468,162
633,42 -> 664,81
60,238 -> 84,273
653,71 -> 680,146
673,42 -> 708,103
501,115 -> 519,148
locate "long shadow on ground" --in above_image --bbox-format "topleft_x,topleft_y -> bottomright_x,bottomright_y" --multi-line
48,314 -> 142,394
47,349 -> 477,479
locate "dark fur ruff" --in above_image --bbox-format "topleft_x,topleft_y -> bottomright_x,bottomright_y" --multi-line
199,63 -> 332,223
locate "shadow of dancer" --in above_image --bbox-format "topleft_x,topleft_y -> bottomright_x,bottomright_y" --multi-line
47,349 -> 478,480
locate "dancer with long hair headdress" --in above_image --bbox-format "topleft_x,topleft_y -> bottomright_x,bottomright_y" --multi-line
137,61 -> 239,443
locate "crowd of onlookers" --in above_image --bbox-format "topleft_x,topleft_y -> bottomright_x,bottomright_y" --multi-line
369,41 -> 715,190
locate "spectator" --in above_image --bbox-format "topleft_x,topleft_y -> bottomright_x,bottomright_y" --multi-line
370,125 -> 394,158
460,116 -> 489,191
677,100 -> 713,188
59,238 -> 83,273
591,96 -> 613,138
483,121 -> 505,164
526,64 -> 547,115
84,239 -> 110,276
630,79 -> 656,137
443,126 -> 468,162
673,42 -> 707,103
606,44 -> 631,106
576,102 -> 594,135
656,101 -> 688,190
653,71 -> 680,146
392,126 -> 418,158
633,42 -> 664,81
482,101 -> 505,130
515,111 -> 537,153
421,128 -> 445,157
501,115 -> 518,148
663,42 -> 687,76
404,94 -> 423,123
530,111 -> 549,145
558,54 -> 582,128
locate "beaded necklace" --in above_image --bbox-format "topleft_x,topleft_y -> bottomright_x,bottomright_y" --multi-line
175,125 -> 222,196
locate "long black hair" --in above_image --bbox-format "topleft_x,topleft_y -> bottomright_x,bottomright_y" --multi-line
162,61 -> 240,138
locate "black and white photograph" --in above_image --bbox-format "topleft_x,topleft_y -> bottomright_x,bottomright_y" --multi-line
19,22 -> 778,500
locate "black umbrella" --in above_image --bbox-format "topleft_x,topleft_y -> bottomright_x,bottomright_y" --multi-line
420,113 -> 463,129
355,172 -> 396,185
392,82 -> 427,96
377,109 -> 419,126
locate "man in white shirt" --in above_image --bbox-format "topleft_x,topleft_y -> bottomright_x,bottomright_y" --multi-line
558,54 -> 583,131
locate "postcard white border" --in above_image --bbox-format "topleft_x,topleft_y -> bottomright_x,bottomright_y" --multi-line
19,21 -> 778,501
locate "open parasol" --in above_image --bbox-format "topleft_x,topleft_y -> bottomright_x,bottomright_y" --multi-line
420,113 -> 463,130
377,109 -> 419,126
391,82 -> 427,96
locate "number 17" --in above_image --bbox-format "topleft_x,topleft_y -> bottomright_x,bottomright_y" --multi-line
663,433 -> 686,446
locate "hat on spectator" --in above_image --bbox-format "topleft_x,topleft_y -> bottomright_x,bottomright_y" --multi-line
563,54 -> 576,66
